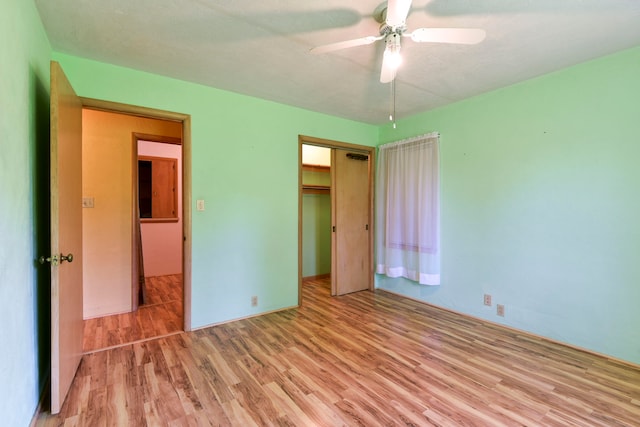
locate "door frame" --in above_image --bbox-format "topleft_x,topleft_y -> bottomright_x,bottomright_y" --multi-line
82,97 -> 193,331
297,135 -> 375,305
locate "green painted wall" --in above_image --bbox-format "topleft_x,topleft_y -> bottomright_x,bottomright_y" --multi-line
53,52 -> 378,328
0,0 -> 52,425
376,46 -> 640,364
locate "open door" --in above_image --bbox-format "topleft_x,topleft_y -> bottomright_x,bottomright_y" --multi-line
45,61 -> 84,414
331,148 -> 372,295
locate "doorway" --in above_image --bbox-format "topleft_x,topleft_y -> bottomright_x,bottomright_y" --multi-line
135,135 -> 183,307
298,135 -> 375,304
300,144 -> 331,283
80,101 -> 192,352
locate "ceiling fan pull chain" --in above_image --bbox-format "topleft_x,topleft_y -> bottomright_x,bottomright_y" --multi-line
389,80 -> 394,122
392,79 -> 397,129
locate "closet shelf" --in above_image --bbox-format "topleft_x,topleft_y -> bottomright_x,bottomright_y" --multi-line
302,164 -> 330,173
302,184 -> 330,195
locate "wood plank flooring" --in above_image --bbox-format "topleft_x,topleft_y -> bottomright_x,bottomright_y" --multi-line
82,274 -> 183,352
36,277 -> 640,426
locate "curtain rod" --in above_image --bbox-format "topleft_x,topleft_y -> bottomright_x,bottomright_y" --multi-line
378,131 -> 440,149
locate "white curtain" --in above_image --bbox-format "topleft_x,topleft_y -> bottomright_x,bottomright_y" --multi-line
375,132 -> 440,285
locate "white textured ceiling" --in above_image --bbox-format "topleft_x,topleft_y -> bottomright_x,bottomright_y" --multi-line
35,0 -> 640,125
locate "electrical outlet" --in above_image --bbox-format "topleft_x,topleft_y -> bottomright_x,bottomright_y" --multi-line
251,296 -> 258,307
497,304 -> 505,317
483,294 -> 492,306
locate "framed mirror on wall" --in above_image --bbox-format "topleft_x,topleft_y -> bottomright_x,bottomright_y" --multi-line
138,155 -> 178,222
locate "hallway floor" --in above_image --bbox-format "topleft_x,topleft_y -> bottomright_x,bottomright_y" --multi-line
82,274 -> 183,352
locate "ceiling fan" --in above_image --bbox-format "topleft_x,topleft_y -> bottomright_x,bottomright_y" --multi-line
310,0 -> 486,83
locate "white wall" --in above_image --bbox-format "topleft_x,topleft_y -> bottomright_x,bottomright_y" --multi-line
138,141 -> 183,277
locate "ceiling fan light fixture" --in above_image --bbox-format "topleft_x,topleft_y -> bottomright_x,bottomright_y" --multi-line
383,46 -> 403,70
380,32 -> 402,83
384,33 -> 403,70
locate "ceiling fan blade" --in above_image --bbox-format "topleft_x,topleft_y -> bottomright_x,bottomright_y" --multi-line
409,28 -> 486,44
310,35 -> 383,54
386,0 -> 413,28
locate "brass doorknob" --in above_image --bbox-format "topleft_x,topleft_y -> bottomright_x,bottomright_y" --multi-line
60,253 -> 74,263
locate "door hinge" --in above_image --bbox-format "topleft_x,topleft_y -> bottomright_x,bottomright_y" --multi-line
39,255 -> 59,266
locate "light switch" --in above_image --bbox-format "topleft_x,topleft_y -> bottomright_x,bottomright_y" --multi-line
82,197 -> 95,208
196,199 -> 205,211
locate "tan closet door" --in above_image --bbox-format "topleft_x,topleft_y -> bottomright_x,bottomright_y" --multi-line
331,149 -> 371,295
48,61 -> 84,414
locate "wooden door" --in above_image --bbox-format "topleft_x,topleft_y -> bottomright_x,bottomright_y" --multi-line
331,149 -> 371,295
48,61 -> 84,414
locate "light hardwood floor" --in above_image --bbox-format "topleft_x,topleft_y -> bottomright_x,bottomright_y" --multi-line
82,274 -> 183,352
37,277 -> 640,426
